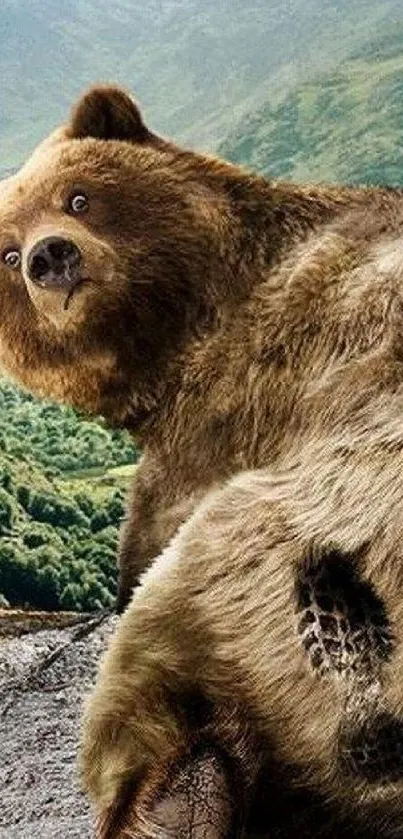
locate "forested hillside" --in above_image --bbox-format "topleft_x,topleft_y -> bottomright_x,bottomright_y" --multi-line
0,381 -> 138,611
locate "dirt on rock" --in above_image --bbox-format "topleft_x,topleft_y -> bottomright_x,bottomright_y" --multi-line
0,610 -> 116,839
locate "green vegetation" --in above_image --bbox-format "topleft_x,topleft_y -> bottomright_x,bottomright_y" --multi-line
0,379 -> 138,612
0,381 -> 136,474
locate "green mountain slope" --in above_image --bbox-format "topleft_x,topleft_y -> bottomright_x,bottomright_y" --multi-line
220,28 -> 403,185
1,0 -> 403,180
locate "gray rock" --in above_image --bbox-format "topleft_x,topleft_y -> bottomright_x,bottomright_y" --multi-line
0,613 -> 116,839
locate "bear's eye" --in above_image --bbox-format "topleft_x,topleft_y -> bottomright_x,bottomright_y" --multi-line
2,248 -> 21,270
68,193 -> 89,215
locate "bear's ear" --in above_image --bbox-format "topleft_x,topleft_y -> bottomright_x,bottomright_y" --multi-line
67,85 -> 152,144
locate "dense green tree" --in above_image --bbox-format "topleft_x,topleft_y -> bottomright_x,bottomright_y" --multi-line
105,490 -> 125,526
81,576 -> 114,612
0,488 -> 15,534
60,582 -> 83,612
74,492 -> 95,519
28,491 -> 89,528
35,564 -> 61,611
22,522 -> 60,550
17,484 -> 31,509
0,545 -> 32,606
91,510 -> 110,534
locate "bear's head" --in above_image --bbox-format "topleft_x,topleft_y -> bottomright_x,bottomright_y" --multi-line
0,86 -> 236,429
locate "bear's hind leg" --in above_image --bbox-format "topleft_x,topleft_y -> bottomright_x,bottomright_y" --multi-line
81,470 -> 324,835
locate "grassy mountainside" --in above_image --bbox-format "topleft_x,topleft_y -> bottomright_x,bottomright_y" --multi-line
1,0 -> 403,180
220,27 -> 403,185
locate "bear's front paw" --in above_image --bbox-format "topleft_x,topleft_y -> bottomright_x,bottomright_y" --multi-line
80,676 -> 186,814
80,702 -> 141,811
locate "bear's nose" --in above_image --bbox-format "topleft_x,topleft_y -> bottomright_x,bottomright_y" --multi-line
27,236 -> 82,288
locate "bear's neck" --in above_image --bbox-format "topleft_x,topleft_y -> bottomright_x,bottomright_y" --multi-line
162,147 -> 361,282
123,162 -> 361,443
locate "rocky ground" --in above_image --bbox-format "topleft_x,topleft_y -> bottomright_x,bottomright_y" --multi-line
0,610 -> 116,839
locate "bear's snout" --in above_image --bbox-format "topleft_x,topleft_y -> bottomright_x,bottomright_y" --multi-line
27,236 -> 82,289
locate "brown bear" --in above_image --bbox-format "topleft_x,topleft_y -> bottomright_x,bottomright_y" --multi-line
2,85 -> 403,838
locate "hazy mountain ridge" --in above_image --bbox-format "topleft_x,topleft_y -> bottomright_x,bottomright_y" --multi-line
1,0 -> 403,183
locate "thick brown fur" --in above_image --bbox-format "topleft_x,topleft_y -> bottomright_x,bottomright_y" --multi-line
2,85 -> 403,835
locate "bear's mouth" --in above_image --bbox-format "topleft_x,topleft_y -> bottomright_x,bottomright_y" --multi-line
63,276 -> 89,311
